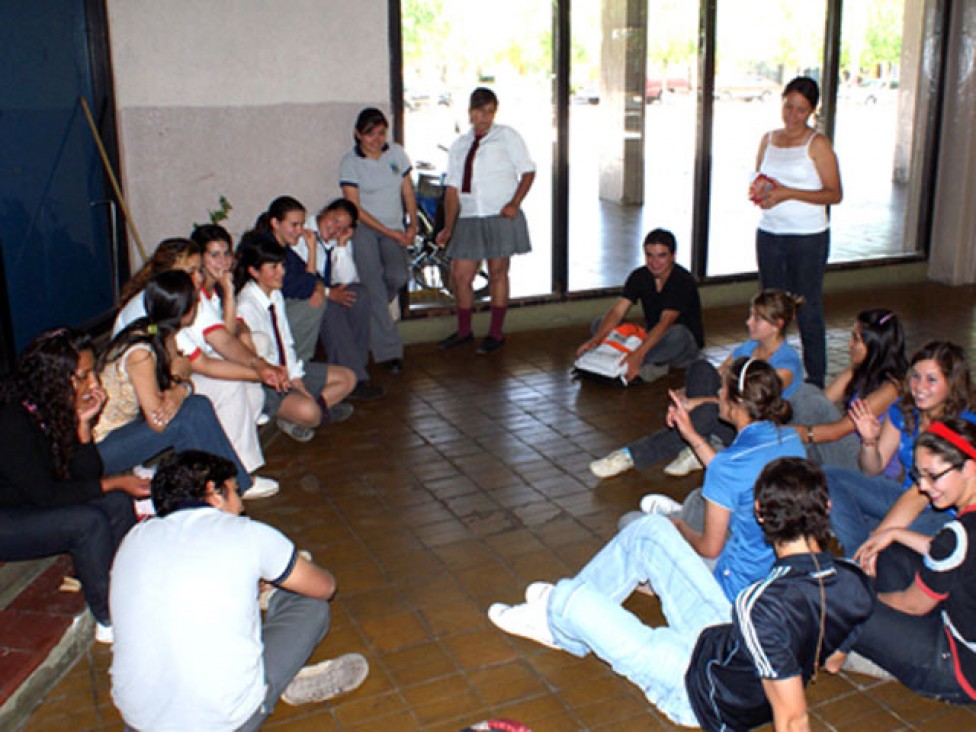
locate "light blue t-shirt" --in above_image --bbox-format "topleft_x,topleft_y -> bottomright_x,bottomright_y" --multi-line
732,339 -> 803,399
703,420 -> 806,600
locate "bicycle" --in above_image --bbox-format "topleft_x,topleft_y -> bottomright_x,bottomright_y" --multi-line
407,171 -> 488,300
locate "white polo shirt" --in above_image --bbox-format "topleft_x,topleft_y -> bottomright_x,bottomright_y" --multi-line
236,281 -> 305,380
110,507 -> 295,732
445,124 -> 535,218
112,289 -> 226,360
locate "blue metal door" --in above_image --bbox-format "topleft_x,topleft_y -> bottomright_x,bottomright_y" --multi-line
0,0 -> 119,353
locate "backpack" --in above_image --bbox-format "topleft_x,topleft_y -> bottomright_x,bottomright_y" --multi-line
573,323 -> 646,386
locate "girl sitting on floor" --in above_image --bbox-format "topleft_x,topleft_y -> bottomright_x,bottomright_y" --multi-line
590,289 -> 802,479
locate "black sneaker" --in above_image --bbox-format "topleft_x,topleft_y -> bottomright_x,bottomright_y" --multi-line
348,381 -> 384,400
437,332 -> 474,350
381,358 -> 403,374
476,336 -> 505,355
323,401 -> 354,424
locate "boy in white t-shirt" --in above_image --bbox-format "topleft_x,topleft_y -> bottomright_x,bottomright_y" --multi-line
110,450 -> 369,731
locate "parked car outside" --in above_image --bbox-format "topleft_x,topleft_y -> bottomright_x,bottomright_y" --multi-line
645,76 -> 690,103
840,78 -> 899,106
714,75 -> 779,102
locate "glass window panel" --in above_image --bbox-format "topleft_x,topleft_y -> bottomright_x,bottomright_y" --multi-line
568,0 -> 698,291
707,0 -> 826,277
401,0 -> 553,305
831,0 -> 925,261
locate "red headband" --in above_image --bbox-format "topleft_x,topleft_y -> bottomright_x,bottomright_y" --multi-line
927,422 -> 976,461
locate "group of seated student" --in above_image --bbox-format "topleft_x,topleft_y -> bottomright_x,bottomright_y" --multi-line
0,193 -> 396,630
522,230 -> 976,723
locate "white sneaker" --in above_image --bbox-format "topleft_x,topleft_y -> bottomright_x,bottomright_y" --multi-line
94,621 -> 114,644
589,449 -> 634,479
842,651 -> 894,681
281,653 -> 370,705
639,493 -> 682,515
256,413 -> 270,426
663,446 -> 703,477
525,581 -> 554,605
488,600 -> 557,649
243,476 -> 279,500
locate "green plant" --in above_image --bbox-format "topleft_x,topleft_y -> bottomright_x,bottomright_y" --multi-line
209,195 -> 233,225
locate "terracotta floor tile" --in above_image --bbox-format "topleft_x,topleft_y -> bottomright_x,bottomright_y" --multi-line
329,690 -> 411,727
357,609 -> 429,653
467,660 -> 551,706
441,627 -> 522,671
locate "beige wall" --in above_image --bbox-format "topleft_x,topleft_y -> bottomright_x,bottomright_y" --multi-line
106,0 -> 390,266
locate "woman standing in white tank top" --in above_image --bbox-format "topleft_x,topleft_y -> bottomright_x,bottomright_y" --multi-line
750,76 -> 842,389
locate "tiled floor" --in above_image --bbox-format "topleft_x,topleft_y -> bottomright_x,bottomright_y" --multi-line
23,281 -> 976,731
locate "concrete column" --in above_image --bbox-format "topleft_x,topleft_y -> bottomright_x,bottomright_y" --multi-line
928,0 -> 976,284
598,0 -> 646,205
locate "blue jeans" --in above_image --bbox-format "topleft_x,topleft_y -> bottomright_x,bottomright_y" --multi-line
825,466 -> 951,556
97,395 -> 252,493
547,515 -> 730,726
756,229 -> 827,387
0,491 -> 135,624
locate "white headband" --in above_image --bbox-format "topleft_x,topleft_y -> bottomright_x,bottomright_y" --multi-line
738,357 -> 757,393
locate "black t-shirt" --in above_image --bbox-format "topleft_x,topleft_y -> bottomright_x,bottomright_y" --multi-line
0,402 -> 103,508
917,506 -> 976,699
685,553 -> 874,731
622,264 -> 704,347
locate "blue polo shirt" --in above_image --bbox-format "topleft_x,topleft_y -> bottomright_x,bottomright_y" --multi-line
732,340 -> 803,399
704,421 -> 806,600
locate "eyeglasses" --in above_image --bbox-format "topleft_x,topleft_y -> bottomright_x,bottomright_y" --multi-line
909,464 -> 959,486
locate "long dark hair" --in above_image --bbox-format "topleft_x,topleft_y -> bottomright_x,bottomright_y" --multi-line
253,196 -> 305,238
724,356 -> 792,425
233,230 -> 287,293
901,341 -> 973,433
101,271 -> 196,391
845,309 -> 907,406
0,328 -> 94,478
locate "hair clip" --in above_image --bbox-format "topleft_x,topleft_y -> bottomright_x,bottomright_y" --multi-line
147,324 -> 159,335
878,311 -> 895,325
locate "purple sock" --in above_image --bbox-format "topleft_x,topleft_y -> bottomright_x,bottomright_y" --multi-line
488,306 -> 507,340
457,308 -> 473,338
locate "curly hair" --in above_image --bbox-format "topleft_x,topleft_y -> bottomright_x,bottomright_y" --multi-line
754,457 -> 832,548
724,356 -> 792,425
0,328 -> 94,478
119,238 -> 201,306
901,341 -> 973,434
152,450 -> 237,517
845,309 -> 907,406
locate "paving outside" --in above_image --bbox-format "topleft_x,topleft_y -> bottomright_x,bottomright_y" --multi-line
20,280 -> 976,731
